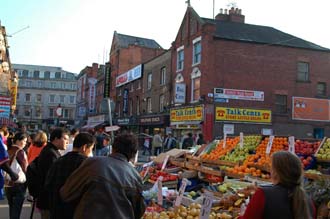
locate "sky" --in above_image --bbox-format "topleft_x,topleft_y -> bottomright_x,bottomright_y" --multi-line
1,0 -> 330,74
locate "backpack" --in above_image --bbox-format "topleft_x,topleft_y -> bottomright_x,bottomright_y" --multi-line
26,156 -> 42,199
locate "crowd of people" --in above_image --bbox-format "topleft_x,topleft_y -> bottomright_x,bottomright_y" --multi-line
0,125 -> 316,219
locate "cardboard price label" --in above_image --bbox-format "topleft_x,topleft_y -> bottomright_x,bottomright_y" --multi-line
161,155 -> 170,171
199,192 -> 214,219
174,178 -> 191,207
223,133 -> 227,149
266,135 -> 274,155
288,136 -> 295,154
240,132 -> 244,149
157,177 -> 163,206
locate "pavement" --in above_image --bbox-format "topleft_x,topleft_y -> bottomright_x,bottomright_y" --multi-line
0,198 -> 40,219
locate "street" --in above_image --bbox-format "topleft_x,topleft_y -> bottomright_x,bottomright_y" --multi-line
0,199 -> 40,219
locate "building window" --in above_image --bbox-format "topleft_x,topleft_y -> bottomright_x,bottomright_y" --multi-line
36,94 -> 42,102
33,70 -> 40,78
177,46 -> 184,71
26,81 -> 32,87
192,77 -> 201,101
55,72 -> 61,79
130,84 -> 134,92
60,95 -> 65,103
297,62 -> 309,82
63,109 -> 69,118
193,37 -> 201,65
35,107 -> 41,117
136,97 -> 140,115
49,108 -> 54,117
22,70 -> 29,77
117,102 -> 121,117
159,94 -> 165,112
147,97 -> 152,113
25,93 -> 31,102
275,94 -> 287,114
44,71 -> 50,79
24,108 -> 31,117
69,96 -> 75,104
51,82 -> 56,88
50,72 -> 55,79
147,73 -> 152,90
49,95 -> 55,103
317,82 -> 327,96
38,81 -> 43,88
160,67 -> 166,85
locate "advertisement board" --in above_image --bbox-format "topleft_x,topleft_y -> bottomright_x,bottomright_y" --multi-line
115,64 -> 142,87
215,107 -> 271,123
292,97 -> 330,121
170,105 -> 203,122
214,88 -> 264,101
0,96 -> 11,118
174,83 -> 186,104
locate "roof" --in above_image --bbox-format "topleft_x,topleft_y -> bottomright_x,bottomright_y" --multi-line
202,18 -> 330,52
115,32 -> 162,49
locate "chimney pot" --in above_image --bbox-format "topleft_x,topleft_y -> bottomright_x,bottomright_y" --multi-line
224,9 -> 228,14
238,9 -> 242,15
235,8 -> 239,14
220,8 -> 223,14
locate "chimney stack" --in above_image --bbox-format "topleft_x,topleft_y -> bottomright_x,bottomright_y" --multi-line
215,7 -> 245,23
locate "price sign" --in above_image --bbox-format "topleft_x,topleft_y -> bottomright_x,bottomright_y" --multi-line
143,161 -> 154,168
157,177 -> 163,206
240,132 -> 244,149
161,155 -> 170,171
174,178 -> 191,207
199,192 -> 213,219
223,133 -> 227,149
266,135 -> 274,155
151,175 -> 163,192
288,136 -> 295,154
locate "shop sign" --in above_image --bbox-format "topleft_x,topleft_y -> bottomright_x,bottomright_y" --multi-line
103,65 -> 111,98
174,83 -> 186,104
174,124 -> 200,129
88,78 -> 97,112
117,118 -> 130,125
115,64 -> 142,87
170,105 -> 203,122
214,88 -> 264,101
139,116 -> 162,124
292,97 -> 330,121
216,107 -> 271,123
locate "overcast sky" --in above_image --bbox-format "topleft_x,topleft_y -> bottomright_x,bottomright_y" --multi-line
1,0 -> 329,73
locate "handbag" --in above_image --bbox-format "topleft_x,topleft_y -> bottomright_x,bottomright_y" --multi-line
4,149 -> 26,184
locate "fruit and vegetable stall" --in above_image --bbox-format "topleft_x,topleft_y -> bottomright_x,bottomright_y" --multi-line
138,134 -> 330,219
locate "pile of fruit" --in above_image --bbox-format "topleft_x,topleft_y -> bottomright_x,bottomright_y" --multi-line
200,137 -> 239,160
316,138 -> 330,161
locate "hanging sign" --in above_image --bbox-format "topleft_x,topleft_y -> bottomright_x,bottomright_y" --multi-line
266,135 -> 274,155
288,136 -> 295,154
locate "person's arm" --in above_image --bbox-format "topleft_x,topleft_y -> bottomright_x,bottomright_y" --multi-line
239,188 -> 265,219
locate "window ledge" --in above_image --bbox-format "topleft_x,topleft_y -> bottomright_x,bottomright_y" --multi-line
315,95 -> 327,99
192,62 -> 200,67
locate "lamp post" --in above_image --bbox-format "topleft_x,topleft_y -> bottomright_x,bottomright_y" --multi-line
30,107 -> 33,130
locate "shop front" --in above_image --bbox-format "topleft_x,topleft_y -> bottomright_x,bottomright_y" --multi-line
170,105 -> 212,143
138,114 -> 169,136
114,116 -> 139,133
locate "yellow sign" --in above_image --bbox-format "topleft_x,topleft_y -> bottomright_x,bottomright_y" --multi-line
215,107 -> 271,123
170,106 -> 203,122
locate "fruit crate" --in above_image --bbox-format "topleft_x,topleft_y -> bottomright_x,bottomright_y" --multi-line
315,137 -> 330,163
200,158 -> 239,167
169,158 -> 185,168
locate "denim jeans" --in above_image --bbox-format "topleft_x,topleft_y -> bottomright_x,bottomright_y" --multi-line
95,147 -> 110,156
5,184 -> 26,219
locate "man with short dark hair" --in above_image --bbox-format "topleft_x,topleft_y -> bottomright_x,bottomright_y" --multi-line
37,128 -> 69,219
60,133 -> 146,219
45,133 -> 95,219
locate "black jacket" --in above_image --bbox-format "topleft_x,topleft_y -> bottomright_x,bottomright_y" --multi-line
36,142 -> 61,210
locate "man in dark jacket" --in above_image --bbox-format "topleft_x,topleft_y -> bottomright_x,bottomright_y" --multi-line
60,133 -> 146,219
45,133 -> 95,219
37,128 -> 69,219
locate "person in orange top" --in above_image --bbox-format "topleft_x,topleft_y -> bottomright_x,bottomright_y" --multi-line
27,130 -> 48,164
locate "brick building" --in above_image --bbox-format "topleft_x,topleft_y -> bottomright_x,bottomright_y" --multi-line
170,6 -> 330,141
109,31 -> 165,131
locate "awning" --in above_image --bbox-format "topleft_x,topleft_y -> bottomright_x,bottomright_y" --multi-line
81,121 -> 104,130
0,117 -> 18,128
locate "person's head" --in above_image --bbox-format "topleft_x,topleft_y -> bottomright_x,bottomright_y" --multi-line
0,126 -> 9,137
198,133 -> 204,139
103,136 -> 110,146
33,131 -> 48,148
187,133 -> 193,138
50,127 -> 70,150
271,151 -> 302,186
73,132 -> 95,156
112,133 -> 138,161
7,132 -> 28,149
271,151 -> 311,219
